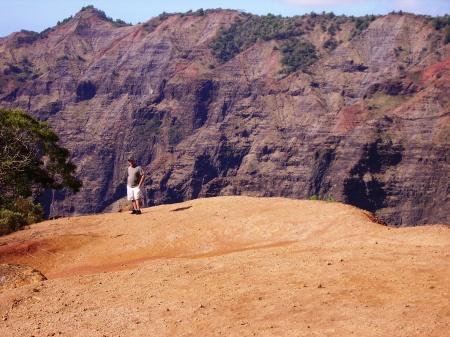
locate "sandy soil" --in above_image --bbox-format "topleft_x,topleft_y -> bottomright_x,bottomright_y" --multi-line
0,196 -> 449,336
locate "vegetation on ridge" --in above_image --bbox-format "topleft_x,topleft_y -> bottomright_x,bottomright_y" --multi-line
15,5 -> 131,42
209,12 -> 377,75
80,5 -> 131,26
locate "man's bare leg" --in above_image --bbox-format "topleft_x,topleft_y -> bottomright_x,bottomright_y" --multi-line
131,199 -> 142,214
131,199 -> 137,213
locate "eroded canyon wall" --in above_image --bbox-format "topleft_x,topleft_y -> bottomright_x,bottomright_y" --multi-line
0,8 -> 448,226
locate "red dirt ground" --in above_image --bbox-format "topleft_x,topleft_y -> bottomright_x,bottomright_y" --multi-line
0,196 -> 449,336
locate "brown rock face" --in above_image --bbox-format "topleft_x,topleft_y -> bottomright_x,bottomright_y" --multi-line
0,8 -> 448,226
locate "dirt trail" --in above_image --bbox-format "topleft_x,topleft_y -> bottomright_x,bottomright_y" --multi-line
0,196 -> 449,336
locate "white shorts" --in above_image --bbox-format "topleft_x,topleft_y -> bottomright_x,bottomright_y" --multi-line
127,186 -> 142,200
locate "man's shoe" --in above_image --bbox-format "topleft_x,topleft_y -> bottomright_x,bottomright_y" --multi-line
135,210 -> 142,215
131,209 -> 138,214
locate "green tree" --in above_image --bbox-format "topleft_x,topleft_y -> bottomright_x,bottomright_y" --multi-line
444,26 -> 450,44
0,108 -> 82,234
280,40 -> 318,74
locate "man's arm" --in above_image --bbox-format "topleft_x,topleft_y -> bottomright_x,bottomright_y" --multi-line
138,169 -> 145,188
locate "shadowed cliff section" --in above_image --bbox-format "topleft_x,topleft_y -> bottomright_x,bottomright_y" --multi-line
0,7 -> 449,226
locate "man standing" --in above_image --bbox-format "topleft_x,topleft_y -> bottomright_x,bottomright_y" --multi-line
127,158 -> 145,215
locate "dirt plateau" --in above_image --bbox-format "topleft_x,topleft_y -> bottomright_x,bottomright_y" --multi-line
0,196 -> 449,336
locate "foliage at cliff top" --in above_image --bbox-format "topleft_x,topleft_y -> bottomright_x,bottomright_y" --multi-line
209,12 -> 378,74
0,109 -> 82,235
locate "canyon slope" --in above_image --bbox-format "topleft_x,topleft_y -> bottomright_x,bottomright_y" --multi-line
0,8 -> 449,226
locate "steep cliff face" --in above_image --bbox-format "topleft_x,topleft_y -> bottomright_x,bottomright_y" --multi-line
0,8 -> 448,226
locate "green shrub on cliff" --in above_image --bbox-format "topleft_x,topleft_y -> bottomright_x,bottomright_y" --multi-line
431,15 -> 450,31
280,39 -> 317,74
0,199 -> 44,236
209,12 -> 350,75
210,13 -> 305,64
